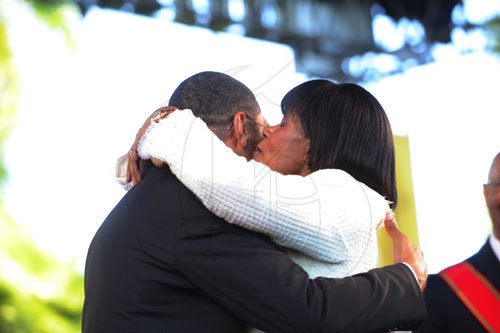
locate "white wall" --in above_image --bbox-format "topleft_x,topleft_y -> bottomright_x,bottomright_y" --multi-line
365,53 -> 500,272
4,6 -> 306,269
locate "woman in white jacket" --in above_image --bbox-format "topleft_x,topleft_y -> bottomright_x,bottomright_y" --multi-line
124,79 -> 396,280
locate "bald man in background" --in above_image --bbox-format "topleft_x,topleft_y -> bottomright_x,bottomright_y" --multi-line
418,152 -> 500,333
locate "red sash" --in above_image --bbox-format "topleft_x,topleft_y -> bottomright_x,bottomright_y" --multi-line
440,262 -> 500,333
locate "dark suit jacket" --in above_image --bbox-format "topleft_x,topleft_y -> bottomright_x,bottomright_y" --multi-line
417,239 -> 500,332
83,167 -> 426,333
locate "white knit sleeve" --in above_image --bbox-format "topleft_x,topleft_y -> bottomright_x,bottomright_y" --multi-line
139,109 -> 389,263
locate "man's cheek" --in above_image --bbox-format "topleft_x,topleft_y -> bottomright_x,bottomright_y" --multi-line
493,192 -> 500,207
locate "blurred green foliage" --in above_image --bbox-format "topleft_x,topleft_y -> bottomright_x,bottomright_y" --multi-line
0,210 -> 84,332
0,0 -> 84,332
0,19 -> 18,187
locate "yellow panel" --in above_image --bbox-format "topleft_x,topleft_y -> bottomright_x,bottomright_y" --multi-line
378,135 -> 420,267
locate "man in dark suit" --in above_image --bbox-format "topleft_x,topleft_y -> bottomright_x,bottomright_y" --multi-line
83,71 -> 427,332
417,152 -> 500,333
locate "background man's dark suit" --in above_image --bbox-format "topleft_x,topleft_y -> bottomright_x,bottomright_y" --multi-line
83,166 -> 426,332
417,240 -> 500,332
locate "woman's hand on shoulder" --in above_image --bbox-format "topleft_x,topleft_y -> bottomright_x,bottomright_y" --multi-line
126,106 -> 177,185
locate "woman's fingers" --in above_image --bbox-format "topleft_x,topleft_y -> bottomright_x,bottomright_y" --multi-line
383,212 -> 400,238
128,148 -> 141,185
126,106 -> 177,186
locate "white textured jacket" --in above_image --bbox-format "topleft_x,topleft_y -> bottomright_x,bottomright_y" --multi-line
131,109 -> 390,279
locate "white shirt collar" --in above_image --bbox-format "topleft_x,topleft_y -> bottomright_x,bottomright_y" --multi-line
489,234 -> 500,263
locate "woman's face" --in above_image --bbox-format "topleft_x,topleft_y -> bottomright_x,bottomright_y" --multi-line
252,113 -> 310,176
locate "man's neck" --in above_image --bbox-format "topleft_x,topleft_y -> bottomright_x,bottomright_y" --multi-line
489,234 -> 500,263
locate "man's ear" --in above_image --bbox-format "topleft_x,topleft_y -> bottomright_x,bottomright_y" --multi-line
232,111 -> 249,148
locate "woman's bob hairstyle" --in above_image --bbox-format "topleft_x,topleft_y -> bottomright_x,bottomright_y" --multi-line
281,80 -> 397,207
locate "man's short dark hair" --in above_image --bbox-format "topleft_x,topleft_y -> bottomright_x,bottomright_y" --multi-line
169,71 -> 260,139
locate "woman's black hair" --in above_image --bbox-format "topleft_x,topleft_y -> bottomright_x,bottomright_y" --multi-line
281,80 -> 397,207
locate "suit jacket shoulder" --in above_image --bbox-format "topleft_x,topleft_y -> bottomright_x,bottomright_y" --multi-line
418,240 -> 500,333
467,239 -> 500,291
